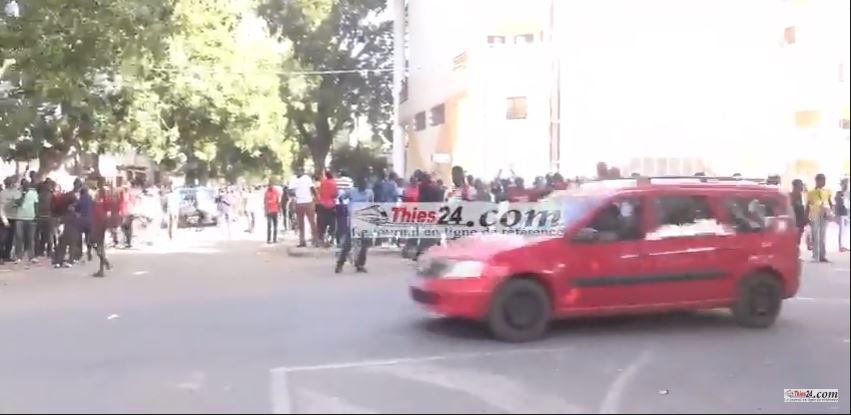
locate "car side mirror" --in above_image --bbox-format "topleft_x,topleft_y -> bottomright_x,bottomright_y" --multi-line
571,227 -> 598,243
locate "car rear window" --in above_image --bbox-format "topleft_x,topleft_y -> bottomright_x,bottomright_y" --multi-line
723,195 -> 785,233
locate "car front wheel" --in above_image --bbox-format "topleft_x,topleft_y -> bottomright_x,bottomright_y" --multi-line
731,273 -> 782,328
487,278 -> 551,342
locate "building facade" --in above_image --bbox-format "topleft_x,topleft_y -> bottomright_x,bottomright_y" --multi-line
776,0 -> 850,185
393,0 -> 850,181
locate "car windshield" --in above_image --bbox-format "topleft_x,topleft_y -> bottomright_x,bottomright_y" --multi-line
535,191 -> 601,229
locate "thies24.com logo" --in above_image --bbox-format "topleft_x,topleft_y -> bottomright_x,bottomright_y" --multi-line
784,389 -> 838,403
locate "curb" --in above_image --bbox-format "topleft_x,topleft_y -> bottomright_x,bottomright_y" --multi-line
286,246 -> 402,258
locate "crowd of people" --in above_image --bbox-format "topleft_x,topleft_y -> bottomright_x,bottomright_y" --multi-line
4,162 -> 847,277
261,161 -> 849,273
1,173 -> 124,276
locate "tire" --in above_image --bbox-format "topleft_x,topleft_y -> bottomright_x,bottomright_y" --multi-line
487,278 -> 551,342
731,273 -> 783,328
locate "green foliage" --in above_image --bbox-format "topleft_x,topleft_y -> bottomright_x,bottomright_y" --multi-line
0,0 -> 174,171
122,0 -> 293,180
259,0 -> 393,176
1,0 -> 295,180
329,144 -> 387,181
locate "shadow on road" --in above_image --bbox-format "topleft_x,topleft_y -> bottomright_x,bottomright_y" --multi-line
417,310 -> 742,341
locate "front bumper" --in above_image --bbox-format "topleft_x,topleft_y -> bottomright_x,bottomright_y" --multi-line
409,277 -> 492,320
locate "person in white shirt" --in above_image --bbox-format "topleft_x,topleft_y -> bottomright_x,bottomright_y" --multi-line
288,168 -> 318,247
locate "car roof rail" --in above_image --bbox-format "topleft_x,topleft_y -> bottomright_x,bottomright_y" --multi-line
639,175 -> 766,184
579,176 -> 768,187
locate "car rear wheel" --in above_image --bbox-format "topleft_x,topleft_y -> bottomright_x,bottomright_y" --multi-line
731,273 -> 782,328
487,279 -> 551,342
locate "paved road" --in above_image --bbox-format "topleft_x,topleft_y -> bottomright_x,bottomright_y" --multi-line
0,230 -> 848,414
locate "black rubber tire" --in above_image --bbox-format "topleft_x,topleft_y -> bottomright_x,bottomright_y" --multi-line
731,273 -> 783,328
487,278 -> 551,342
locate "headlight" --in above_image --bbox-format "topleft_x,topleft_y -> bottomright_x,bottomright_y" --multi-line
443,261 -> 485,279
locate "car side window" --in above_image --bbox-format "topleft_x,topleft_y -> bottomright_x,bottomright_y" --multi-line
723,196 -> 782,233
584,197 -> 644,242
646,195 -> 727,240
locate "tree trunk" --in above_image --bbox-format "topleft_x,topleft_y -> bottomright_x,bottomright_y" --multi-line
93,153 -> 101,177
309,115 -> 334,177
38,148 -> 68,177
309,141 -> 330,178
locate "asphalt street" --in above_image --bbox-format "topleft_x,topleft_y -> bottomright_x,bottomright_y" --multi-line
0,228 -> 848,414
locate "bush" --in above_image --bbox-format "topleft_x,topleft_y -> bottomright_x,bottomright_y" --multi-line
329,145 -> 388,180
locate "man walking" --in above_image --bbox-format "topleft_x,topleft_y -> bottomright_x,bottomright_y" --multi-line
14,179 -> 39,264
264,180 -> 281,243
288,168 -> 317,247
790,179 -> 807,247
335,176 -> 373,273
806,173 -> 833,263
0,176 -> 20,262
836,177 -> 849,252
36,179 -> 56,258
91,177 -> 113,277
53,186 -> 81,268
166,187 -> 182,240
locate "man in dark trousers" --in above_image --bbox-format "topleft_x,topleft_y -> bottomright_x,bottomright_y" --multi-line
264,180 -> 281,244
36,179 -> 56,258
91,177 -> 113,277
53,183 -> 81,268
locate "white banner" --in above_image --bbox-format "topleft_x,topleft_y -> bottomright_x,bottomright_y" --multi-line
349,201 -> 581,239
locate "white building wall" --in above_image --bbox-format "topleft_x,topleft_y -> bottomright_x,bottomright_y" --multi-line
557,0 -> 788,178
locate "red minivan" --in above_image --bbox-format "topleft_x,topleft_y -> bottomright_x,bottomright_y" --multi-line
410,177 -> 801,342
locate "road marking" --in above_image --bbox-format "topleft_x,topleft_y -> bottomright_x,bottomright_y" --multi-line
294,388 -> 378,414
371,361 -> 583,413
833,267 -> 850,273
270,367 -> 293,414
791,297 -> 851,304
272,345 -> 573,374
599,349 -> 653,414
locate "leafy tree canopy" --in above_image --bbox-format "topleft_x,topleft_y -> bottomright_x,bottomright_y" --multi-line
259,0 -> 393,176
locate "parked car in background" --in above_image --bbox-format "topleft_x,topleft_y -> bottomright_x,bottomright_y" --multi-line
177,187 -> 219,227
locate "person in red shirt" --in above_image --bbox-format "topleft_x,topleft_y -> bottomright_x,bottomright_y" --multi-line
402,175 -> 419,202
116,186 -> 134,248
263,181 -> 281,244
91,178 -> 113,277
316,170 -> 338,247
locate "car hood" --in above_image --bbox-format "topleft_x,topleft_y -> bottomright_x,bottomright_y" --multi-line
425,233 -> 544,261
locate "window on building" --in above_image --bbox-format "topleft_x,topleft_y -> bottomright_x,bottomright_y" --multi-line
430,104 -> 445,126
414,112 -> 426,131
400,78 -> 408,103
506,96 -> 528,119
514,34 -> 535,44
487,35 -> 506,45
453,52 -> 467,71
646,195 -> 726,240
783,26 -> 796,45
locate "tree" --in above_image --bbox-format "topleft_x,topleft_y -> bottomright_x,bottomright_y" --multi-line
2,0 -> 295,182
120,0 -> 293,184
329,143 -> 387,180
0,0 -> 174,174
258,0 -> 393,176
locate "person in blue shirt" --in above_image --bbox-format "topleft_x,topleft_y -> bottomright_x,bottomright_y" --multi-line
335,176 -> 373,274
75,184 -> 94,262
